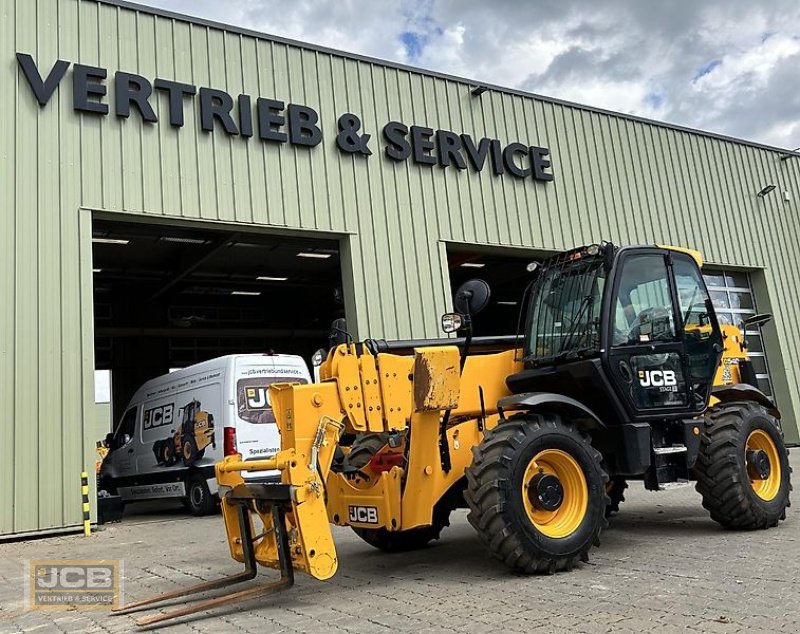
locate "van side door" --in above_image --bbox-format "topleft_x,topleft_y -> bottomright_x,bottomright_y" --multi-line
108,405 -> 139,478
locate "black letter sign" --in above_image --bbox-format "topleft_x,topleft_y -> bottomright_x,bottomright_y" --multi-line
16,53 -> 70,106
199,88 -> 238,135
383,122 -> 411,161
115,72 -> 158,123
153,79 -> 197,127
73,64 -> 109,114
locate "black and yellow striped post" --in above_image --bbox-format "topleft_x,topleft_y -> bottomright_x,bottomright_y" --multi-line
81,471 -> 91,537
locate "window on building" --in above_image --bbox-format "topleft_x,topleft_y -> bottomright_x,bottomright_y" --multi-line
703,270 -> 773,397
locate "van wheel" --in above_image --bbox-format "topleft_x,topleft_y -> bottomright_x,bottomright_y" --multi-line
184,474 -> 216,516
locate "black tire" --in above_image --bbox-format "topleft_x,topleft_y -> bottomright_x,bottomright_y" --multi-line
695,402 -> 791,530
353,498 -> 453,552
341,433 -> 390,469
465,413 -> 609,573
345,432 -> 453,552
605,478 -> 628,517
184,473 -> 216,516
182,437 -> 198,467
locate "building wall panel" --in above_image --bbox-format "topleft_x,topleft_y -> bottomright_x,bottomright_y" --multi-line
4,0 -> 800,534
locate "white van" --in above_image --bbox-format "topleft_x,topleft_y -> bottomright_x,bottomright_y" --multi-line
98,354 -> 311,515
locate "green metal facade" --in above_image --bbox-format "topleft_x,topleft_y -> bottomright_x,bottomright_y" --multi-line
2,0 -> 800,535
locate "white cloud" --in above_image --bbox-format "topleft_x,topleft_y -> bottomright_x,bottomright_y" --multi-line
140,0 -> 800,149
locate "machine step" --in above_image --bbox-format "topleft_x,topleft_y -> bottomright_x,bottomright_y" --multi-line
653,445 -> 687,455
659,480 -> 691,490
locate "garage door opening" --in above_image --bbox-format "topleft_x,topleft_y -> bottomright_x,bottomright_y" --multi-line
92,217 -> 345,425
446,245 -> 545,337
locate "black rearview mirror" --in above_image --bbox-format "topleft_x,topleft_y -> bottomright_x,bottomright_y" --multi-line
453,279 -> 491,316
743,313 -> 772,329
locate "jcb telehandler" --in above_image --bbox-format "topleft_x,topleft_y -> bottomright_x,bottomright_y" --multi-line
117,243 -> 791,626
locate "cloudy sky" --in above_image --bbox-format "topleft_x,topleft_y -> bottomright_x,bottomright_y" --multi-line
142,0 -> 800,149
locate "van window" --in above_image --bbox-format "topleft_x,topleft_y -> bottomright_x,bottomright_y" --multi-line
113,407 -> 137,449
237,377 -> 308,424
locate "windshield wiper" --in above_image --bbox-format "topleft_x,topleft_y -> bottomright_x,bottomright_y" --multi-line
559,294 -> 594,353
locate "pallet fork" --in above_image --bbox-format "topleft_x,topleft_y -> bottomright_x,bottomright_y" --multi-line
113,488 -> 294,627
113,407 -> 343,627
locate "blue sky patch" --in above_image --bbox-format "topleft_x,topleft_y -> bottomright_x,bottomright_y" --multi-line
644,92 -> 665,109
694,59 -> 722,80
400,31 -> 428,61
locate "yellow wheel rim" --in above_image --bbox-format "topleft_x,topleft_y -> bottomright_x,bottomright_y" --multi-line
522,449 -> 588,539
746,430 -> 781,501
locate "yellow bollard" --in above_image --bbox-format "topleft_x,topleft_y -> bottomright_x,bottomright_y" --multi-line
81,471 -> 91,537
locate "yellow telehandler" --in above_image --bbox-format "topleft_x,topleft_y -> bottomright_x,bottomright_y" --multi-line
116,243 -> 791,626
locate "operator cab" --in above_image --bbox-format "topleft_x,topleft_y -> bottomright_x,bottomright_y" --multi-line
507,243 -> 724,425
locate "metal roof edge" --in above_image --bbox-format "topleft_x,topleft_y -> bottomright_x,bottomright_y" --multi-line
89,0 -> 799,159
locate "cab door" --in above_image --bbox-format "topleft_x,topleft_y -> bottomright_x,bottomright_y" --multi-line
604,249 -> 722,419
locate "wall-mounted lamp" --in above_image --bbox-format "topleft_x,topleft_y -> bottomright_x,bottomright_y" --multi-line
780,147 -> 800,161
471,85 -> 488,97
757,184 -> 777,197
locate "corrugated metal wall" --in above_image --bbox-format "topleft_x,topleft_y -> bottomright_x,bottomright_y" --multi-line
3,0 -> 800,534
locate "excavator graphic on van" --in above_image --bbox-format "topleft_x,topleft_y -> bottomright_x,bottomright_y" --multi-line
152,400 -> 216,467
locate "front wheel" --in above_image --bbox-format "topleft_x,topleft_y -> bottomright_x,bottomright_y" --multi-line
695,402 -> 791,529
465,413 -> 608,573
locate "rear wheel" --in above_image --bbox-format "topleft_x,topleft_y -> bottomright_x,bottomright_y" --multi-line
695,402 -> 791,529
184,473 -> 216,516
465,413 -> 608,573
344,433 -> 453,552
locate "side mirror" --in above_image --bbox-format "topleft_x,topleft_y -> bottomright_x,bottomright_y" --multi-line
743,313 -> 772,329
441,313 -> 464,333
329,318 -> 350,348
453,279 -> 491,316
104,432 -> 113,448
312,348 -> 327,368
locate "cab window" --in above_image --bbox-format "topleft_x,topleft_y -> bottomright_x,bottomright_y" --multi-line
113,407 -> 137,449
612,254 -> 676,346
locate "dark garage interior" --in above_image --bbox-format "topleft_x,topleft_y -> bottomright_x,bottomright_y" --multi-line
92,217 -> 344,422
447,245 -> 544,337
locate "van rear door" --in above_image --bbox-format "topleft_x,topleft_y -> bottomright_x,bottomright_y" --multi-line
234,356 -> 310,464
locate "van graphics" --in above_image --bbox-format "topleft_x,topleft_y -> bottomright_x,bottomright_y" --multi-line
120,482 -> 186,499
143,404 -> 174,430
236,377 -> 308,426
152,400 -> 216,468
348,505 -> 379,524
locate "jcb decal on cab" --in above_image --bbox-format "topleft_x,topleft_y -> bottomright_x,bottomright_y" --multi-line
638,370 -> 676,387
348,505 -> 379,524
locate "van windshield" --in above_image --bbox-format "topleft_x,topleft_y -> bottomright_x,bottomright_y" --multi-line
237,377 -> 308,424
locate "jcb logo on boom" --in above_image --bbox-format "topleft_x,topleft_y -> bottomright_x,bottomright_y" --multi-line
348,505 -> 379,524
638,370 -> 677,387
